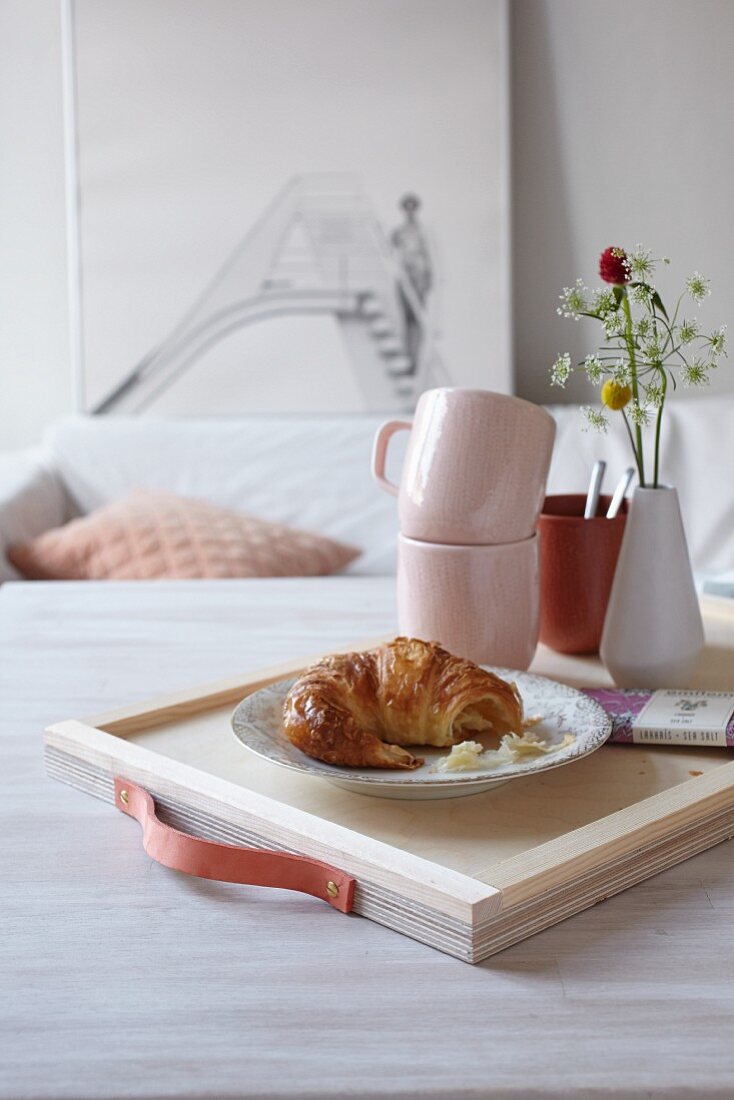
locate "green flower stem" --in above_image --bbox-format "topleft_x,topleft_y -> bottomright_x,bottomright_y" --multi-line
621,409 -> 644,486
652,367 -> 668,489
622,289 -> 646,486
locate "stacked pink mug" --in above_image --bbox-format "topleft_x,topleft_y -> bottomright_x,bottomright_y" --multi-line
372,388 -> 556,670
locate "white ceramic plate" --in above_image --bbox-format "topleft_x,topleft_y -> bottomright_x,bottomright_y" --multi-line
230,668 -> 612,800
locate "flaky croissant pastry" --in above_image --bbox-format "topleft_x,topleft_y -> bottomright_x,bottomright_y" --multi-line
282,637 -> 524,770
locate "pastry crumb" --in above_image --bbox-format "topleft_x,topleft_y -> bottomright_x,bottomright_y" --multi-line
436,726 -> 575,773
502,730 -> 575,757
436,740 -> 486,772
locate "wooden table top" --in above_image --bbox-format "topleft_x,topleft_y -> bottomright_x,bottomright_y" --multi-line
3,576 -> 734,1100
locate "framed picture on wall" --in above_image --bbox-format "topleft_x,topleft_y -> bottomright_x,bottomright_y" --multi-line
65,0 -> 509,416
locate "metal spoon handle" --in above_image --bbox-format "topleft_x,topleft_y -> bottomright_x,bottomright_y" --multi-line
584,460 -> 607,519
607,467 -> 635,519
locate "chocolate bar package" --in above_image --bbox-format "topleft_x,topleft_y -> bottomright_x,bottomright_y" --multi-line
582,688 -> 734,748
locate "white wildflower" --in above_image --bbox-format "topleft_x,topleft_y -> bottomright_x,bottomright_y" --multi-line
611,360 -> 631,385
631,282 -> 654,307
603,310 -> 625,338
583,354 -> 604,384
628,401 -> 651,427
709,325 -> 727,357
550,352 -> 572,387
681,359 -> 709,387
687,272 -> 711,304
557,279 -> 589,319
644,382 -> 665,409
641,335 -> 663,364
678,318 -> 699,345
629,245 -> 654,281
592,288 -> 616,317
581,406 -> 609,433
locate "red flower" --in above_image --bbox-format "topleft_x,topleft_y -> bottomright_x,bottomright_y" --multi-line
599,247 -> 630,285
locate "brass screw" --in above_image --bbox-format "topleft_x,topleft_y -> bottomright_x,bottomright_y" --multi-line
326,880 -> 339,898
119,789 -> 129,805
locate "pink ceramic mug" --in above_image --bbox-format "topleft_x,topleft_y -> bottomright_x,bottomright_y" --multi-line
397,533 -> 539,669
372,388 -> 556,545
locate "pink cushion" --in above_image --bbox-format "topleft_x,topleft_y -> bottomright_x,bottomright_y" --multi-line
7,489 -> 360,580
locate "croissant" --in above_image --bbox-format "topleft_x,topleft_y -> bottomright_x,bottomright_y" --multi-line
282,637 -> 523,770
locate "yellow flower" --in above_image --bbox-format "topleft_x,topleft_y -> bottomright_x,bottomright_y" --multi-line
601,379 -> 632,410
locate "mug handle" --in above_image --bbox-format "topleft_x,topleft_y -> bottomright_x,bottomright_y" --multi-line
371,420 -> 411,497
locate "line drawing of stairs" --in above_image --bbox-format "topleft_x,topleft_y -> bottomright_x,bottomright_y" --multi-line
93,173 -> 449,415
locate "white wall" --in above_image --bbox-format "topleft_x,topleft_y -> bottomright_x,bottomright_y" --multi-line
0,0 -> 73,451
2,0 -> 734,449
512,0 -> 734,405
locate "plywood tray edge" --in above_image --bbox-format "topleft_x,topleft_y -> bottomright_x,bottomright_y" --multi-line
480,760 -> 734,906
44,717 -> 501,926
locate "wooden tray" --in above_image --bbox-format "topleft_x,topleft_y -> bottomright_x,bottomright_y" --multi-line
44,596 -> 734,963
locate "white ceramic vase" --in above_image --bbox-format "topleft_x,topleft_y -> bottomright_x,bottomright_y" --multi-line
600,486 -> 704,688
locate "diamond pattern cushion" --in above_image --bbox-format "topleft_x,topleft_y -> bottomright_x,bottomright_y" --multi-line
6,489 -> 360,580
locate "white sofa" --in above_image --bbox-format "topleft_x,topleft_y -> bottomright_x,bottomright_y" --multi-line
1,394 -> 732,582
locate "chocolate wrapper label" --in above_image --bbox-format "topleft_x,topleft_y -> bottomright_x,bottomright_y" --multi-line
633,690 -> 734,747
582,688 -> 734,748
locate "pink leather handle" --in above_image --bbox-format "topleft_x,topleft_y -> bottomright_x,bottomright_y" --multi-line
371,419 -> 411,497
114,779 -> 354,913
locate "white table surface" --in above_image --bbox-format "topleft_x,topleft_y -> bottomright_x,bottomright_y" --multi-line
3,576 -> 734,1100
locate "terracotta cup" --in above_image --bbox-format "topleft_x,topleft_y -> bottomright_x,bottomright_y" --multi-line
538,494 -> 627,655
372,388 -> 556,545
397,532 -> 539,669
